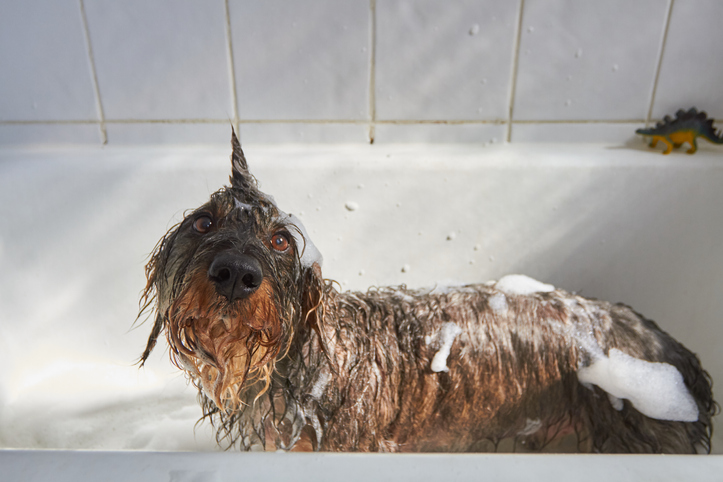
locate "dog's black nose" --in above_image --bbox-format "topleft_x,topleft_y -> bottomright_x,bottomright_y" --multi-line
208,252 -> 263,301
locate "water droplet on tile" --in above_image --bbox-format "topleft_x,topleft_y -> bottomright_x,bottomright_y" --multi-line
481,78 -> 488,85
357,183 -> 365,189
396,202 -> 401,207
474,244 -> 481,251
575,48 -> 583,58
490,137 -> 498,144
359,270 -> 365,276
489,255 -> 496,262
566,75 -> 573,81
565,99 -> 572,106
345,201 -> 359,211
612,64 -> 619,72
469,24 -> 480,35
527,26 -> 534,33
401,264 -> 411,273
307,193 -> 314,199
469,259 -> 475,265
447,232 -> 457,241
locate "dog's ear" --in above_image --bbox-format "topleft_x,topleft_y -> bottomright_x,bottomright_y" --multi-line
229,129 -> 257,191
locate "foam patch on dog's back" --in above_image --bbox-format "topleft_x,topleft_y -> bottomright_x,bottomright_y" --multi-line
577,348 -> 699,422
494,274 -> 555,295
430,322 -> 463,372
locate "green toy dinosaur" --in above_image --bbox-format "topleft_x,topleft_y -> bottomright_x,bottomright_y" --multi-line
636,107 -> 723,154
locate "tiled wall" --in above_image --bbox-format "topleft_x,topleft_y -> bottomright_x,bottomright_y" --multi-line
1,0 -> 722,145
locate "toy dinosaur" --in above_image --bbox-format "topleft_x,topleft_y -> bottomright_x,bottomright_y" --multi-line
636,108 -> 723,154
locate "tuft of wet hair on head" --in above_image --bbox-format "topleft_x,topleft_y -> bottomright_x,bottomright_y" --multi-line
229,129 -> 257,192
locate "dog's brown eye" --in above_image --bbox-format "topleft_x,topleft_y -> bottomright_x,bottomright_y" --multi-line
193,215 -> 213,234
271,233 -> 289,252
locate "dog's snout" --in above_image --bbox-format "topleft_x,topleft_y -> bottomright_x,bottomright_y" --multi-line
208,252 -> 263,301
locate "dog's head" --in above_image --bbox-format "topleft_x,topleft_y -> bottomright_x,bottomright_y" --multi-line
139,132 -> 324,412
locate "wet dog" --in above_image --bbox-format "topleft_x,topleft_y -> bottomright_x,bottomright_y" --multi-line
139,133 -> 716,453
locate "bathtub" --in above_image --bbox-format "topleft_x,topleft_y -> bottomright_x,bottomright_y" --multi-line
1,142 -> 721,478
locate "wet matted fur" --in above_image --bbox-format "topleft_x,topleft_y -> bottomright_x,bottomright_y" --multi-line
139,134 -> 716,453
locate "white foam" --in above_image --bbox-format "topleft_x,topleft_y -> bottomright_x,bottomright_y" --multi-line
488,292 -> 508,314
494,274 -> 555,295
310,369 -> 332,400
518,418 -> 543,436
577,348 -> 699,422
286,213 -> 323,269
430,322 -> 463,373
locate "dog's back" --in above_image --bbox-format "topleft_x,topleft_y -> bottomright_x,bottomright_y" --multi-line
297,282 -> 715,453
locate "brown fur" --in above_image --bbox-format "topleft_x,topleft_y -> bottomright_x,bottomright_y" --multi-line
139,133 -> 716,453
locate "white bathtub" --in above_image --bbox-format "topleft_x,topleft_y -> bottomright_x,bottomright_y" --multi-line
1,142 -> 721,476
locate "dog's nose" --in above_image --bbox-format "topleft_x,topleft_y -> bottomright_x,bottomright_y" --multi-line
208,252 -> 263,301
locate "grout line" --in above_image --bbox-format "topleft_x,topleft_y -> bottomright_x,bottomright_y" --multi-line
368,0 -> 377,144
0,119 -> 660,126
646,0 -> 675,127
511,119 -> 646,125
506,0 -> 525,143
0,120 -> 101,125
224,0 -> 240,136
78,0 -> 107,144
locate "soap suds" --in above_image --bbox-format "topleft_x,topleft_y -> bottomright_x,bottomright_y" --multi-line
488,292 -> 508,314
286,213 -> 323,268
577,348 -> 698,422
430,322 -> 463,373
310,369 -> 332,400
517,418 -> 543,436
494,274 -> 555,295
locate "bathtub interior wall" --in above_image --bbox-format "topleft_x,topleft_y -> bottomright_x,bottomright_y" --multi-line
0,144 -> 721,453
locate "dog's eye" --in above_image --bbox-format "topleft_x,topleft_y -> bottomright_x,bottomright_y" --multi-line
271,233 -> 290,252
193,215 -> 214,234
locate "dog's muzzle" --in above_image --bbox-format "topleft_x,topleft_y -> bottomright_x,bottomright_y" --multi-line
208,251 -> 264,302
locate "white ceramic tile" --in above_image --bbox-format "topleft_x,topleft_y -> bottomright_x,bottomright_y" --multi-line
376,0 -> 519,121
83,0 -> 232,120
514,0 -> 668,121
511,123 -> 640,143
0,124 -> 102,145
0,1 -> 99,121
373,123 -> 506,143
105,123 -> 233,145
652,0 -> 723,119
230,0 -> 370,120
239,123 -> 369,143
